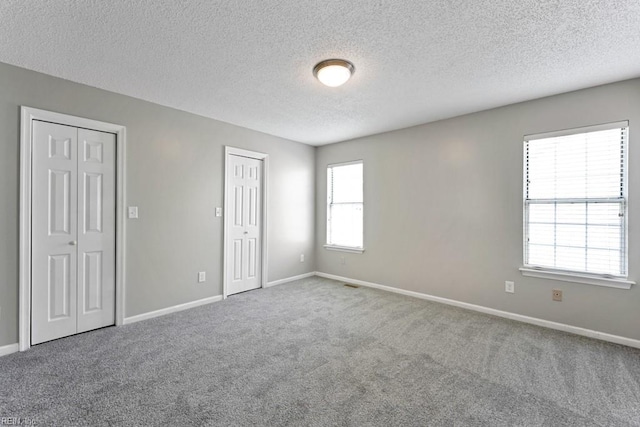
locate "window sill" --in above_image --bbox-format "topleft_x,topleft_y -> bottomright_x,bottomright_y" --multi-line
519,267 -> 634,290
324,245 -> 365,254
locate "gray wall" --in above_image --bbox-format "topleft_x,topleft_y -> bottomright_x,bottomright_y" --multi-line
2,59 -> 638,348
0,62 -> 316,347
316,79 -> 640,341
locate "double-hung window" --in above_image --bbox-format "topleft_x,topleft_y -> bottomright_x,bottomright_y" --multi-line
523,122 -> 629,283
325,161 -> 364,252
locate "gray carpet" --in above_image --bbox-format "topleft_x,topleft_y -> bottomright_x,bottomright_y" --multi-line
1,277 -> 639,426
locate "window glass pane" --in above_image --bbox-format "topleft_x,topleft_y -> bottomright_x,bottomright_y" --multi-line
554,134 -> 587,199
586,249 -> 621,275
587,225 -> 621,251
556,203 -> 585,225
526,202 -> 624,275
328,204 -> 363,247
556,224 -> 585,248
588,203 -> 621,225
330,163 -> 363,203
527,244 -> 554,267
528,224 -> 554,245
527,128 -> 623,199
528,204 -> 554,223
586,131 -> 622,198
556,246 -> 586,271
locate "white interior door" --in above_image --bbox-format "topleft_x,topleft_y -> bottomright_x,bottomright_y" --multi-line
226,155 -> 262,295
31,121 -> 116,345
31,121 -> 78,344
77,128 -> 116,333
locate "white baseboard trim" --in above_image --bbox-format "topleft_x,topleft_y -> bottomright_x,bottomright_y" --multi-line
315,272 -> 640,350
123,295 -> 223,325
265,272 -> 316,288
0,343 -> 19,357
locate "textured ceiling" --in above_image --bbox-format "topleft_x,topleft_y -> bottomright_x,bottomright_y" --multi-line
1,1 -> 639,145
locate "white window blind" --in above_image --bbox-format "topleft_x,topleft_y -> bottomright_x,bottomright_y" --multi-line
524,122 -> 628,277
327,161 -> 363,248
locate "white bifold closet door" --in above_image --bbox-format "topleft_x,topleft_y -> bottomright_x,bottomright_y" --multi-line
226,154 -> 262,295
31,120 -> 116,345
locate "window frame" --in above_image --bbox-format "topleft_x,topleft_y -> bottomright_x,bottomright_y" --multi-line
520,121 -> 634,289
324,160 -> 365,253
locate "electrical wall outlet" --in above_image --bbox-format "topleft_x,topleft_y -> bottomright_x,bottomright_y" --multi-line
198,271 -> 206,283
505,281 -> 515,293
552,289 -> 563,302
128,206 -> 139,219
300,254 -> 304,262
215,207 -> 222,217
340,256 -> 346,265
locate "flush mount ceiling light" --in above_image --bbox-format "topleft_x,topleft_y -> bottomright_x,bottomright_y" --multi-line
313,59 -> 355,87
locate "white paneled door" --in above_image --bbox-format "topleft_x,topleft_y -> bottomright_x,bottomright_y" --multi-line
226,155 -> 262,295
31,120 -> 116,345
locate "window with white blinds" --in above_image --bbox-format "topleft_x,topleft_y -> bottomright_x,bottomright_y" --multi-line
524,122 -> 628,277
327,161 -> 363,249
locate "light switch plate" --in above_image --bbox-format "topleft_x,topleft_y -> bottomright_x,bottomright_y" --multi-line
198,271 -> 206,283
128,206 -> 138,219
215,207 -> 222,217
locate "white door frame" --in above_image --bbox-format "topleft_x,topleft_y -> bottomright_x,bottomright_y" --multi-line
19,106 -> 127,351
223,146 -> 269,298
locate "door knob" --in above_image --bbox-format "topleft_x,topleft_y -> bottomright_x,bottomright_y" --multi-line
69,241 -> 77,246
243,231 -> 248,235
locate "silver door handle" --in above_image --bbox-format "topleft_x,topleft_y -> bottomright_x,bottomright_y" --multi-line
69,241 -> 77,246
243,231 -> 248,234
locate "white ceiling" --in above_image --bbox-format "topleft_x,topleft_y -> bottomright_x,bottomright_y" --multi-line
1,1 -> 639,145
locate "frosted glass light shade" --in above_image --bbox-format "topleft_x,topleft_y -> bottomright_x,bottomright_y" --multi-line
313,59 -> 355,87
